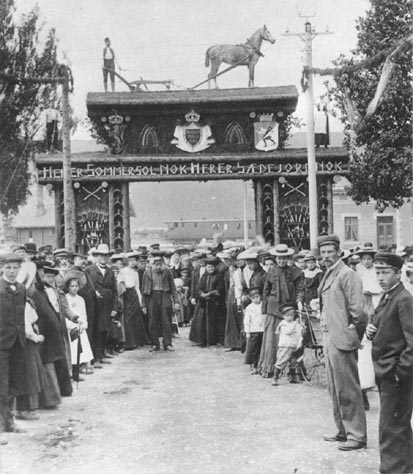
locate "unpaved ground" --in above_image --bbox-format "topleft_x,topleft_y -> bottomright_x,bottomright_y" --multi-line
0,328 -> 380,474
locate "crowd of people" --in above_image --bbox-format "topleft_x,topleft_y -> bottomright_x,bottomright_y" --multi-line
0,237 -> 412,473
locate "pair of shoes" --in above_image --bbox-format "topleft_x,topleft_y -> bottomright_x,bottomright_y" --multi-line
92,362 -> 103,369
103,352 -> 114,359
5,424 -> 26,433
164,345 -> 175,352
149,346 -> 160,352
117,347 -> 125,353
338,440 -> 366,451
15,411 -> 39,421
80,367 -> 94,375
100,359 -> 111,364
324,434 -> 347,442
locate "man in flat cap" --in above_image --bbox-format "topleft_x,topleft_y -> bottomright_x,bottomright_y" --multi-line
317,234 -> 368,451
0,253 -> 26,434
141,251 -> 179,352
366,252 -> 413,474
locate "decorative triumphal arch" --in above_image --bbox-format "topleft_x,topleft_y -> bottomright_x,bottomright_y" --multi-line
35,86 -> 348,252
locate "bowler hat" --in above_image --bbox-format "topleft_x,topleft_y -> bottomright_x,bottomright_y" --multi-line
269,244 -> 294,257
373,252 -> 403,270
0,252 -> 24,264
24,242 -> 37,254
317,234 -> 340,248
42,265 -> 60,275
204,256 -> 220,266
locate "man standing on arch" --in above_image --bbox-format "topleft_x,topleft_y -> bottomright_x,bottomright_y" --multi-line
318,234 -> 368,451
103,37 -> 116,92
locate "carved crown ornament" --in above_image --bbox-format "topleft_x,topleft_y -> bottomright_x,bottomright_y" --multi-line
171,109 -> 215,153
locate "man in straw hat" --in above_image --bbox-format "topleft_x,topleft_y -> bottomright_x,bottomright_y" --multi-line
366,252 -> 413,474
317,234 -> 368,451
0,253 -> 26,434
84,244 -> 119,365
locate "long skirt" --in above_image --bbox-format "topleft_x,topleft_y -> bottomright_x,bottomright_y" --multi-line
244,332 -> 263,367
123,288 -> 148,348
257,314 -> 281,378
15,340 -> 44,411
224,288 -> 243,349
39,363 -> 62,408
189,300 -> 225,346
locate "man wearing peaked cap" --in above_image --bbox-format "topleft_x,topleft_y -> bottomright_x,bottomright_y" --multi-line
0,252 -> 26,433
318,233 -> 368,451
366,251 -> 413,473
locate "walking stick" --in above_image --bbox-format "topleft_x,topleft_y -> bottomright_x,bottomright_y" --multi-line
76,323 -> 82,389
205,299 -> 209,348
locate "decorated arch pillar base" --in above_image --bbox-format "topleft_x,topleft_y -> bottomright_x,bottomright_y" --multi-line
254,175 -> 335,250
53,181 -> 131,253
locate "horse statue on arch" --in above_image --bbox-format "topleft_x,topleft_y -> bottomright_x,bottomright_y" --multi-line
204,25 -> 275,88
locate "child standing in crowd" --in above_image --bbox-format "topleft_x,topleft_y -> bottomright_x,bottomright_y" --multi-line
243,287 -> 265,374
272,305 -> 303,385
64,278 -> 94,380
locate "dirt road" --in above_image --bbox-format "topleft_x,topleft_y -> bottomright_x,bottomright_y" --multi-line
0,328 -> 380,474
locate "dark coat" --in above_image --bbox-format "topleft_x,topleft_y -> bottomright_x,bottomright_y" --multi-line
190,267 -> 204,302
0,277 -> 26,349
246,265 -> 266,295
32,286 -> 66,364
84,264 -> 118,332
262,265 -> 304,315
371,282 -> 413,382
141,266 -> 178,308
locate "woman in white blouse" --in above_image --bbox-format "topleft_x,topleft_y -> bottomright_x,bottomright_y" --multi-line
117,252 -> 149,349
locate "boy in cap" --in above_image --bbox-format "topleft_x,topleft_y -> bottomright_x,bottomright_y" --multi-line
243,287 -> 265,374
366,252 -> 413,474
272,305 -> 303,385
0,253 -> 26,433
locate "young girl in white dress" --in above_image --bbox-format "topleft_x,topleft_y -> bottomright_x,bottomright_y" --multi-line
65,278 -> 94,378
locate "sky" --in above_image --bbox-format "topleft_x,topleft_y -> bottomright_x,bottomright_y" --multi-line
16,0 -> 370,139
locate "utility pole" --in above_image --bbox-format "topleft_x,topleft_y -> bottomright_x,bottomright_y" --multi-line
60,65 -> 76,251
282,16 -> 333,249
243,181 -> 249,247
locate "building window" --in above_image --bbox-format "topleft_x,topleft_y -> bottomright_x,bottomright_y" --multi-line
174,222 -> 178,228
248,222 -> 253,229
181,222 -> 185,228
236,223 -> 241,229
377,216 -> 394,249
344,217 -> 358,241
224,223 -> 228,231
50,228 -> 55,235
28,229 -> 33,238
194,222 -> 198,228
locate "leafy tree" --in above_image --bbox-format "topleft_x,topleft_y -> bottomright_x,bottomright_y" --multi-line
328,0 -> 412,210
0,0 -> 61,215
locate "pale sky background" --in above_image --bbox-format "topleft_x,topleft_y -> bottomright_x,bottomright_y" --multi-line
16,0 -> 370,139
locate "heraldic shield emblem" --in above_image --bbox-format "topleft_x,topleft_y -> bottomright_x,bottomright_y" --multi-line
171,110 -> 215,152
254,114 -> 279,152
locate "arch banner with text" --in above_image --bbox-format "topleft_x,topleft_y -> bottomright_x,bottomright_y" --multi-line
35,86 -> 348,251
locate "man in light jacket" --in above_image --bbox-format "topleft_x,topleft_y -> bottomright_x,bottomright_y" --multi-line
318,234 -> 367,451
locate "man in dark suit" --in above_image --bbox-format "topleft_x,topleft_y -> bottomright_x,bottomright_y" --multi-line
0,253 -> 26,433
84,244 -> 118,365
366,252 -> 413,474
318,234 -> 368,451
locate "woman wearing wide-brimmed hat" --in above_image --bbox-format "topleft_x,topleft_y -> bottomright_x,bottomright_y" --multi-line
257,244 -> 304,379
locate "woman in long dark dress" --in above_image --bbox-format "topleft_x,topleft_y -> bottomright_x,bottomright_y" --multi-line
258,245 -> 304,378
224,252 -> 243,351
189,257 -> 226,347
